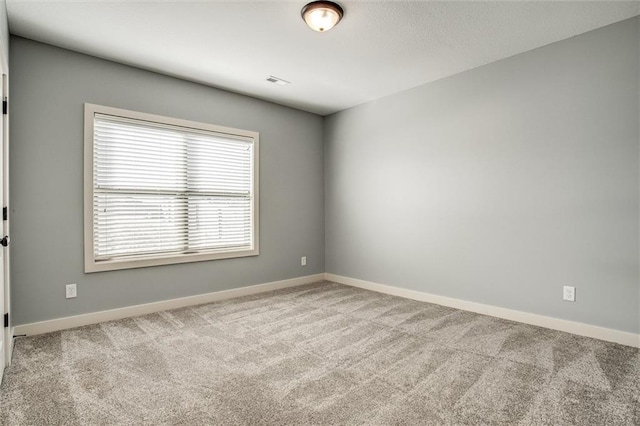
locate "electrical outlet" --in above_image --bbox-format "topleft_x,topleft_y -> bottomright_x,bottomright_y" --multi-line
301,256 -> 307,266
66,283 -> 77,299
563,286 -> 575,302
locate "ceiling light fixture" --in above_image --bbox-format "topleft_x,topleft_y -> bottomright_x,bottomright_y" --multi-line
301,1 -> 344,32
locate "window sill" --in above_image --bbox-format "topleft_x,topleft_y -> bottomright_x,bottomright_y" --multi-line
85,247 -> 259,273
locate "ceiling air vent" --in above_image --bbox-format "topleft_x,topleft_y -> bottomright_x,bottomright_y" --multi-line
266,76 -> 291,86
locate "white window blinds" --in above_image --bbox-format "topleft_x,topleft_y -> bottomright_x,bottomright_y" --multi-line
88,108 -> 257,270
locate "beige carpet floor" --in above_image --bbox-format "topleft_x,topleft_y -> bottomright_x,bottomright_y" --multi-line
0,281 -> 638,425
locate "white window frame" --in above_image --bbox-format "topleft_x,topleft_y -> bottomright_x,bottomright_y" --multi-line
84,103 -> 259,273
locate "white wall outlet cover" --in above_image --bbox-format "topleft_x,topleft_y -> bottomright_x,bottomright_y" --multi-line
66,283 -> 77,299
301,256 -> 307,266
563,286 -> 575,302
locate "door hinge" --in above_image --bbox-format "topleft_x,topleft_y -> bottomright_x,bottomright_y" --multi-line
3,207 -> 7,221
3,313 -> 7,328
2,99 -> 6,115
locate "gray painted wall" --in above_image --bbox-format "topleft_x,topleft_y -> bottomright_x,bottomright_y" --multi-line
10,37 -> 325,325
325,18 -> 640,333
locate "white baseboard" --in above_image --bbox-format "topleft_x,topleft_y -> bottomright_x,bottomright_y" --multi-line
14,273 -> 326,336
325,273 -> 640,348
13,272 -> 640,348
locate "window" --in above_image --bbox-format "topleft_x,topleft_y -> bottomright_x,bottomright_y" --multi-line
84,104 -> 259,272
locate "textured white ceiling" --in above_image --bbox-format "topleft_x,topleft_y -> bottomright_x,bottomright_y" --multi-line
6,1 -> 640,116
